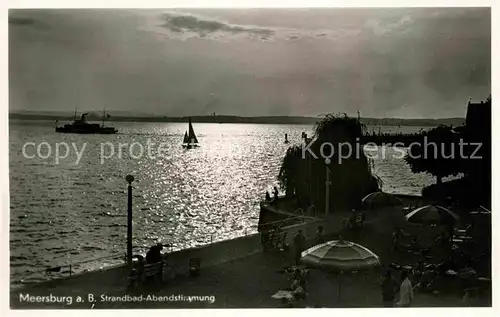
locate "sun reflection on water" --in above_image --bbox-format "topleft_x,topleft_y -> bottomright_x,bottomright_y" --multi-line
9,121 -> 436,284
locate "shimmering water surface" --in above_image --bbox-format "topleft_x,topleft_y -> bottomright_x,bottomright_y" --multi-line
9,121 -> 437,284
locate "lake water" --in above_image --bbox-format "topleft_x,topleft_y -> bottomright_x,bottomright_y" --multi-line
9,120 -> 437,285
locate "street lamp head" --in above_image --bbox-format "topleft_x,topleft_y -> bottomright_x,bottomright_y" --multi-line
126,175 -> 135,184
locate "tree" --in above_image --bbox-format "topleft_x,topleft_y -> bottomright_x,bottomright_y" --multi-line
404,125 -> 462,185
278,114 -> 380,213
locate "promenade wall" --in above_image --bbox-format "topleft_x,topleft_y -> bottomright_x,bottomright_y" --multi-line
12,217 -> 324,295
161,217 -> 325,278
13,195 -> 421,294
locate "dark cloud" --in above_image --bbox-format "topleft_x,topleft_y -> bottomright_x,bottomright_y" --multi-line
8,8 -> 491,118
157,11 -> 352,41
8,17 -> 35,26
162,13 -> 274,38
8,15 -> 51,31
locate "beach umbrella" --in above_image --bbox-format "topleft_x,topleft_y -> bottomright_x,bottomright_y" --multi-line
361,192 -> 402,208
405,204 -> 459,225
470,205 -> 491,216
300,239 -> 380,300
301,239 -> 380,270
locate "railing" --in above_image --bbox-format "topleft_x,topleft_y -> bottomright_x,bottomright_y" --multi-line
292,206 -> 321,219
14,216 -> 318,286
258,214 -> 317,231
294,208 -> 304,215
11,253 -> 127,287
478,205 -> 491,213
307,205 -> 318,218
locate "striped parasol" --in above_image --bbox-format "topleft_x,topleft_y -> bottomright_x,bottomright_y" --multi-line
361,191 -> 402,207
405,204 -> 459,225
300,239 -> 380,301
301,239 -> 380,271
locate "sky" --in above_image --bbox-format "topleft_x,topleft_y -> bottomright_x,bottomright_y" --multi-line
9,8 -> 491,118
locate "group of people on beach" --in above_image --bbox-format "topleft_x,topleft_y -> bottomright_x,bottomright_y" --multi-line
289,224 -> 421,308
252,189 -> 482,307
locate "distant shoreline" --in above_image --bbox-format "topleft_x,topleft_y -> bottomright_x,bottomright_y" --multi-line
9,113 -> 465,127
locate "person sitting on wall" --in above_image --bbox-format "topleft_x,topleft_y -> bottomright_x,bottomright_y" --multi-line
315,226 -> 325,245
348,209 -> 364,229
261,227 -> 269,248
392,227 -> 412,251
268,225 -> 287,250
146,243 -> 163,264
277,228 -> 288,251
265,191 -> 272,202
291,278 -> 306,300
293,230 -> 306,265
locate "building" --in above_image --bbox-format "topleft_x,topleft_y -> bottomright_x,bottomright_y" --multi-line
464,96 -> 491,208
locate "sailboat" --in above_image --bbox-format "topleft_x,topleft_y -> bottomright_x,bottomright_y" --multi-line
182,117 -> 199,149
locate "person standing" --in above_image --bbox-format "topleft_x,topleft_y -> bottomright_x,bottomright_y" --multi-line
381,270 -> 399,307
265,191 -> 272,202
315,226 -> 325,245
293,230 -> 306,265
395,270 -> 414,307
273,186 -> 279,200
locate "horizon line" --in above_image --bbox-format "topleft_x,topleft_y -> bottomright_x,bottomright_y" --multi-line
8,111 -> 466,121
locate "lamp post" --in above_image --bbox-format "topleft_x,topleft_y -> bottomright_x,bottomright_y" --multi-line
126,175 -> 135,268
325,164 -> 331,216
